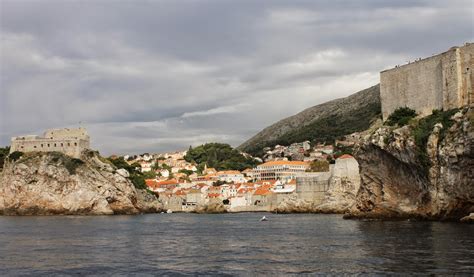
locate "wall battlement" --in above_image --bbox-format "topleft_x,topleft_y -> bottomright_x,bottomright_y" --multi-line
380,43 -> 473,120
10,127 -> 90,159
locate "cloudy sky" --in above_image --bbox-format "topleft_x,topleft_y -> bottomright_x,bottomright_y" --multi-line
1,0 -> 472,155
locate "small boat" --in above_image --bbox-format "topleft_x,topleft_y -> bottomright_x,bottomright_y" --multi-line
166,209 -> 173,214
260,216 -> 268,221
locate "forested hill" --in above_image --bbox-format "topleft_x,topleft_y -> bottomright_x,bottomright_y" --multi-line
238,84 -> 381,157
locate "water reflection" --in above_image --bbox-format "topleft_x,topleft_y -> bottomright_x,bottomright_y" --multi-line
0,214 -> 473,275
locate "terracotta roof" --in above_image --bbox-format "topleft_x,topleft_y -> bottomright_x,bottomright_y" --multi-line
254,187 -> 273,196
217,170 -> 242,175
258,161 -> 308,167
208,193 -> 221,198
338,154 -> 354,159
156,179 -> 179,186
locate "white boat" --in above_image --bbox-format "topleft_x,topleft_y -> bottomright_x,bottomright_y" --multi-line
166,209 -> 173,214
260,216 -> 268,221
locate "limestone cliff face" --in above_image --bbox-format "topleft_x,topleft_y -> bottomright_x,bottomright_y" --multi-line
349,108 -> 474,220
0,150 -> 162,215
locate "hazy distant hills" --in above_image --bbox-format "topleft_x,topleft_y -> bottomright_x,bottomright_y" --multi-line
238,84 -> 381,156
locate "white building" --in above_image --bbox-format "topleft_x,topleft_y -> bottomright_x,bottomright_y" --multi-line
253,161 -> 309,181
216,170 -> 246,183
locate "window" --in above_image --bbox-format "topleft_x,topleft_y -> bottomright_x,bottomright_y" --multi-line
47,144 -> 50,147
68,143 -> 70,146
61,143 -> 63,147
54,143 -> 57,147
74,142 -> 77,146
41,144 -> 43,148
34,146 -> 37,148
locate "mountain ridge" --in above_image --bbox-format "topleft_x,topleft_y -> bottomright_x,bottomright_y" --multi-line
238,84 -> 381,156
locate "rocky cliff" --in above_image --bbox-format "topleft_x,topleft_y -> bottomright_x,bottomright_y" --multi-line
348,107 -> 474,221
238,84 -> 381,156
0,150 -> 163,215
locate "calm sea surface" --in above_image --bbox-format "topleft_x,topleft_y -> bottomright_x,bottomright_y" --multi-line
1,213 -> 473,276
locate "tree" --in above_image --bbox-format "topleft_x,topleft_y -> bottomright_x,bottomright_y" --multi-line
385,107 -> 417,126
307,160 -> 330,172
184,143 -> 260,171
0,146 -> 10,169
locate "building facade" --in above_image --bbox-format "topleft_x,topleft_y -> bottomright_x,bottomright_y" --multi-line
253,161 -> 309,181
380,43 -> 473,120
10,127 -> 90,159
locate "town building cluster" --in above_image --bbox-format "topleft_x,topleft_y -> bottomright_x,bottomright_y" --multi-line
121,146 -> 359,212
262,141 -> 335,162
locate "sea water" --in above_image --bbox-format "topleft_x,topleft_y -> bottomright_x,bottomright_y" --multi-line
1,213 -> 473,275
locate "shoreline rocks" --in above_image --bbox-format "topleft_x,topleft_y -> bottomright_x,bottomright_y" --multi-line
347,107 -> 474,222
0,150 -> 163,216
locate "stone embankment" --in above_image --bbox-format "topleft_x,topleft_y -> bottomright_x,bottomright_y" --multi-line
347,107 -> 474,222
0,150 -> 163,215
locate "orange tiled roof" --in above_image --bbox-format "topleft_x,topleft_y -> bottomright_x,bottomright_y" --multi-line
258,161 -> 308,167
338,154 -> 354,159
254,187 -> 273,196
217,170 -> 241,175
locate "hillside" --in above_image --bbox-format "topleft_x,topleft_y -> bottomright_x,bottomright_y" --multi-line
238,84 -> 381,156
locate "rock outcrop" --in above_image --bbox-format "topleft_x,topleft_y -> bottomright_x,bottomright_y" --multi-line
347,107 -> 474,221
195,202 -> 227,214
0,150 -> 163,215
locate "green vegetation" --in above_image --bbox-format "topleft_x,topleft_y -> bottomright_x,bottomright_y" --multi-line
8,151 -> 24,162
185,143 -> 260,171
307,160 -> 330,172
107,156 -> 147,189
245,101 -> 381,157
412,109 -> 459,168
64,158 -> 85,175
333,145 -> 354,158
178,169 -> 194,176
385,107 -> 417,127
0,146 -> 10,169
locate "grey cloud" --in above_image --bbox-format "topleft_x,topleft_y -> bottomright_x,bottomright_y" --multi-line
1,0 -> 472,155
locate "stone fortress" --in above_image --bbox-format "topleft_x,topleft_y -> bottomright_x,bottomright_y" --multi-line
10,127 -> 90,159
380,43 -> 473,120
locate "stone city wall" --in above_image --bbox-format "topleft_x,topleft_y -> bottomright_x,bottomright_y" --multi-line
380,43 -> 473,120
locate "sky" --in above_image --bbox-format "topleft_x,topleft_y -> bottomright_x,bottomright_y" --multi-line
1,0 -> 472,155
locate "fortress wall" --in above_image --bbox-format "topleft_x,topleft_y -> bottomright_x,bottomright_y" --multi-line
10,138 -> 89,159
459,44 -> 474,105
380,53 -> 444,120
380,44 -> 473,120
296,171 -> 332,204
44,127 -> 89,139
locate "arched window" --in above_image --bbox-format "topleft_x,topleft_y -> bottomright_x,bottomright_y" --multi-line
54,143 -> 57,147
74,142 -> 77,146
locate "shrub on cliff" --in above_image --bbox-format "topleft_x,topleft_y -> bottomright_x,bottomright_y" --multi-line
64,158 -> 85,175
8,151 -> 23,162
413,109 -> 459,168
107,156 -> 149,190
0,146 -> 10,169
385,107 -> 417,126
307,160 -> 330,172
